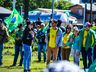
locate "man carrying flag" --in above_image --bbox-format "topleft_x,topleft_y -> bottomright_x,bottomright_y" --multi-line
5,8 -> 23,32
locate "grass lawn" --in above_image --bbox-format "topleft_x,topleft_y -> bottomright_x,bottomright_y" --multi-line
0,48 -> 84,72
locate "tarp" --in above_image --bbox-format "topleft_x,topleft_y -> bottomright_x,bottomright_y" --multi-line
0,7 -> 12,19
0,7 -> 11,14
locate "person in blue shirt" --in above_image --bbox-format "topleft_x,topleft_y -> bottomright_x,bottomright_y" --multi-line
71,26 -> 80,65
36,23 -> 47,62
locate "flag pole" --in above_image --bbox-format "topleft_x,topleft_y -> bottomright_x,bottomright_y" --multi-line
13,0 -> 16,9
90,0 -> 93,23
52,0 -> 54,19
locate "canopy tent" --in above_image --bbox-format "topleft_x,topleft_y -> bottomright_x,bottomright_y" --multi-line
0,7 -> 12,19
36,8 -> 70,13
0,7 -> 11,14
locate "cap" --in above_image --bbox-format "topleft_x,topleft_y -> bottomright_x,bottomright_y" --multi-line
84,22 -> 91,27
73,26 -> 79,32
41,23 -> 45,27
52,19 -> 57,24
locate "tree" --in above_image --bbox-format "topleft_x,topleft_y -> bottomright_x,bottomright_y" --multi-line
0,0 -> 12,9
56,0 -> 73,10
29,0 -> 53,10
16,0 -> 23,11
24,0 -> 29,19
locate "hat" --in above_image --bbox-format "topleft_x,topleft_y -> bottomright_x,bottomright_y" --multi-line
52,19 -> 57,24
41,23 -> 45,27
73,26 -> 79,32
84,22 -> 91,27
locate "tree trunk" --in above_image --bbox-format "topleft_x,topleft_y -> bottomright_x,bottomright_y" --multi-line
24,0 -> 29,19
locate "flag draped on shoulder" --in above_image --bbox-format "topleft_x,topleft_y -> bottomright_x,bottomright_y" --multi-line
43,22 -> 49,33
5,8 -> 23,32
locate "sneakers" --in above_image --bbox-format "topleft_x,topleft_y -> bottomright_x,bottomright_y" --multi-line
24,69 -> 31,72
85,68 -> 89,72
10,64 -> 16,67
0,63 -> 2,66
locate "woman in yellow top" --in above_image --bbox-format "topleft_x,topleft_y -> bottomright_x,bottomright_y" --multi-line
62,24 -> 73,61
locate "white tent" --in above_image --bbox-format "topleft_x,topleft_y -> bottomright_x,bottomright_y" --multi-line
60,13 -> 68,23
0,7 -> 11,14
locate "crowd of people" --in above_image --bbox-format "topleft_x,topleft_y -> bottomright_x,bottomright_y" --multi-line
0,17 -> 96,72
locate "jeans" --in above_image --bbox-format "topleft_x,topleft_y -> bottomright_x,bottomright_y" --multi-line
57,47 -> 62,61
93,45 -> 96,61
13,45 -> 23,66
81,47 -> 92,69
0,43 -> 4,65
38,43 -> 46,62
23,44 -> 32,70
73,49 -> 80,65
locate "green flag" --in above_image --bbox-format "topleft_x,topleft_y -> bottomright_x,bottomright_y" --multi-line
88,60 -> 96,72
5,8 -> 23,32
43,22 -> 49,33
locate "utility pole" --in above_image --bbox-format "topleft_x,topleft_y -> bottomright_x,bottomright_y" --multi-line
24,0 -> 29,19
52,0 -> 54,19
83,3 -> 87,24
90,0 -> 93,23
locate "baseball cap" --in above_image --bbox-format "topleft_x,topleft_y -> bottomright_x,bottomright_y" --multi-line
84,22 -> 91,27
73,26 -> 79,32
41,23 -> 45,27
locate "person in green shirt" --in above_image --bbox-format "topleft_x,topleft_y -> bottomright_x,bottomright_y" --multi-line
91,19 -> 96,61
11,24 -> 24,66
80,22 -> 96,70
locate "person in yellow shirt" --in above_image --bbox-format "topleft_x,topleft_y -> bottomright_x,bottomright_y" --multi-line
62,24 -> 73,61
46,20 -> 62,65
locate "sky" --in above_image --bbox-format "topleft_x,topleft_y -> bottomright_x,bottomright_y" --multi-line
70,0 -> 80,4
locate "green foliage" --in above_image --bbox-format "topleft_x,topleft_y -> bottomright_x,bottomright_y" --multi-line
29,0 -> 52,10
4,32 -> 15,47
56,0 -> 73,10
0,0 -> 73,11
0,0 -> 12,9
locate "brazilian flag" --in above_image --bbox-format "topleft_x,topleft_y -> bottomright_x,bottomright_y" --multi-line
5,8 -> 23,32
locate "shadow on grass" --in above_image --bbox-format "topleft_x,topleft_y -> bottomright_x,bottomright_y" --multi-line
32,60 -> 46,63
0,66 -> 23,69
